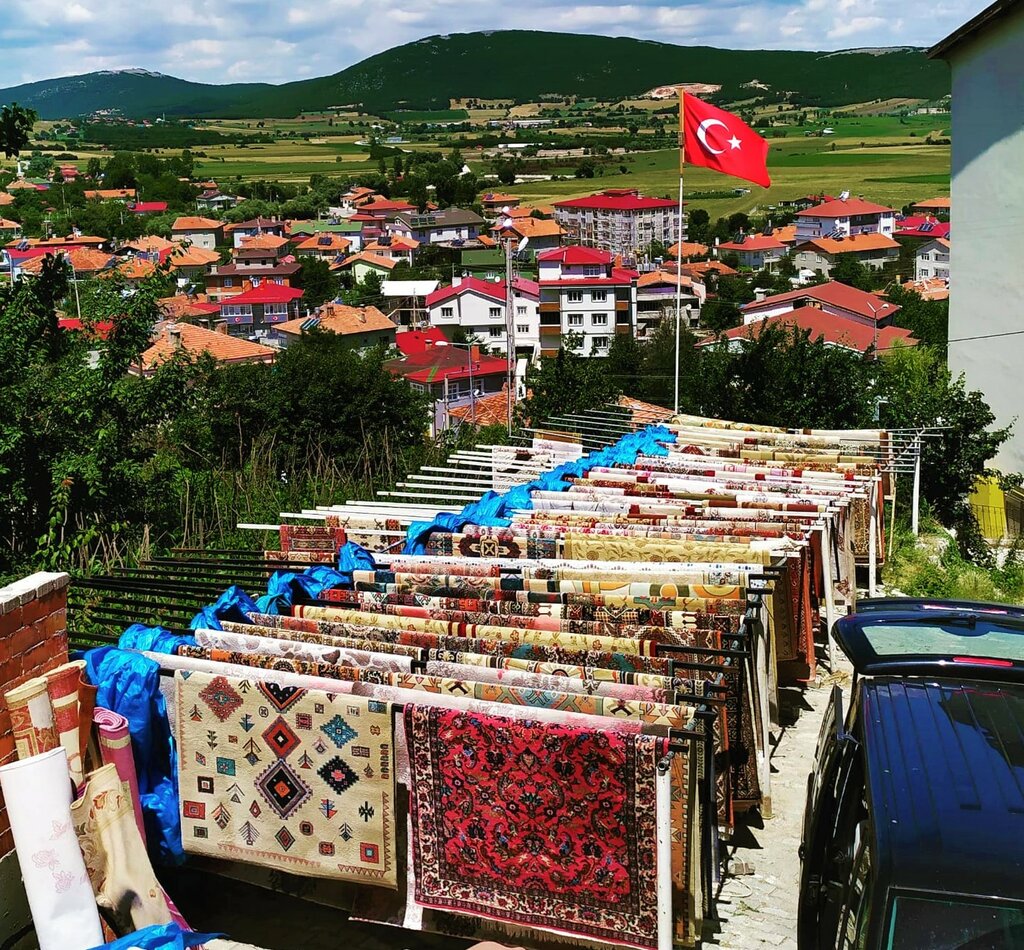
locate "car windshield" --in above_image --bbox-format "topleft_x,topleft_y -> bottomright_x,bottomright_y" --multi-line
887,895 -> 1024,949
835,609 -> 1024,674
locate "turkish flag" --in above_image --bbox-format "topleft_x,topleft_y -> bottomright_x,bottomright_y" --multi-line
681,92 -> 771,188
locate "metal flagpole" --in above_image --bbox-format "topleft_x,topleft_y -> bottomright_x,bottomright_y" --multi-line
674,89 -> 686,415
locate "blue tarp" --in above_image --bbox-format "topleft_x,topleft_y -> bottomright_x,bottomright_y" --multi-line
89,922 -> 222,950
403,424 -> 676,554
254,565 -> 349,614
83,647 -> 184,866
189,585 -> 260,631
119,623 -> 195,655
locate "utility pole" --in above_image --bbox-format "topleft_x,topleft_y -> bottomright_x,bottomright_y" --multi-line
503,215 -> 516,437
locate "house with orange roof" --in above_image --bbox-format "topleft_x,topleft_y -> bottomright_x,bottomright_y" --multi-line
667,241 -> 709,261
158,294 -> 221,324
635,270 -> 705,339
17,247 -> 116,279
275,302 -> 397,352
294,232 -> 352,261
171,216 -> 224,250
132,323 -> 276,376
239,233 -> 289,252
333,251 -> 398,282
121,235 -> 179,263
0,193 -> 15,208
480,193 -> 522,216
362,235 -> 419,265
681,260 -> 737,280
109,258 -> 158,282
447,385 -> 512,429
166,245 -> 222,284
84,188 -> 136,201
911,196 -> 951,215
0,217 -> 21,239
899,277 -> 950,302
792,232 -> 901,278
489,216 -> 564,253
915,237 -> 950,283
224,217 -> 287,248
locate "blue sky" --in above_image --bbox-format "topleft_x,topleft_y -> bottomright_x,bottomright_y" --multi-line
0,0 -> 985,87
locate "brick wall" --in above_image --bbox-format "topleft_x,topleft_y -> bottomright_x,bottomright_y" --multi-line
0,572 -> 71,858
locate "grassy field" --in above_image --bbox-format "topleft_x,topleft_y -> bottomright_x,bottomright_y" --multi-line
3,107 -> 949,214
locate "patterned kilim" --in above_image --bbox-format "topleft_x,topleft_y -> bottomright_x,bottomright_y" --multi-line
406,705 -> 666,949
175,670 -> 397,887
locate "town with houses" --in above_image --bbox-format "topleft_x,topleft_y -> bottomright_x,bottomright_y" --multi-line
0,174 -> 952,433
0,2 -> 1022,950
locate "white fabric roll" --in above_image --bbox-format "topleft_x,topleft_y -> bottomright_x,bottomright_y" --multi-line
0,747 -> 103,949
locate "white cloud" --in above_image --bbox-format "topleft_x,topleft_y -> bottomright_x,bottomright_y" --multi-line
0,0 -> 984,88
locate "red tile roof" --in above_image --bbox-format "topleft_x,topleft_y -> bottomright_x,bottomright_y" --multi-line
740,281 -> 900,322
795,197 -> 895,218
84,189 -> 137,200
537,245 -> 615,265
554,190 -> 678,211
667,241 -> 709,260
58,317 -> 113,339
448,387 -> 511,427
703,311 -> 918,354
336,251 -> 397,271
387,347 -> 508,385
395,327 -> 448,355
131,202 -> 168,213
358,199 -> 416,215
894,216 -> 951,239
912,196 -> 950,210
224,284 -> 304,305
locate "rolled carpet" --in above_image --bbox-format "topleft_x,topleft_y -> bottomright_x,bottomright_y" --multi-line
0,747 -> 104,949
5,676 -> 59,759
45,660 -> 87,788
93,707 -> 145,843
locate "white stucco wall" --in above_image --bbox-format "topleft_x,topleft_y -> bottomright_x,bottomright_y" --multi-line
945,4 -> 1024,472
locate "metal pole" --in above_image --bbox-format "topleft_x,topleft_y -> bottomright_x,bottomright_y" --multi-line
674,175 -> 683,415
868,479 -> 878,598
505,235 -> 515,436
911,434 -> 922,536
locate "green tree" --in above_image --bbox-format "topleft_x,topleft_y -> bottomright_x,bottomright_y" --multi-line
86,157 -> 102,178
686,209 -> 710,245
295,257 -> 340,310
831,254 -> 873,290
701,299 -> 742,333
0,103 -> 37,159
517,334 -> 620,423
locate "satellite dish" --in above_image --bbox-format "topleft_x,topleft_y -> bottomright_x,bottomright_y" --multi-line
516,236 -> 529,253
502,206 -> 511,215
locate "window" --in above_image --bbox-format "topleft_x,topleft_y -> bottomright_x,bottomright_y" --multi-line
223,278 -> 234,288
591,289 -> 607,302
517,324 -> 530,335
592,336 -> 610,350
567,290 -> 583,302
886,896 -> 1024,949
517,306 -> 527,316
592,314 -> 608,327
488,327 -> 502,338
441,307 -> 454,318
584,266 -> 601,277
489,307 -> 502,319
568,314 -> 584,327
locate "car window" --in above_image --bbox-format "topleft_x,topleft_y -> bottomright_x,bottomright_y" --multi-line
887,895 -> 1024,949
838,833 -> 872,950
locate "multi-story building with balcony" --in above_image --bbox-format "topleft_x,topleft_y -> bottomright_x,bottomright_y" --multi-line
536,246 -> 637,357
426,276 -> 540,358
794,196 -> 896,242
552,189 -> 683,258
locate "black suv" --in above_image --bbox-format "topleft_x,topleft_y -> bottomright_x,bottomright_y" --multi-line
798,598 -> 1024,949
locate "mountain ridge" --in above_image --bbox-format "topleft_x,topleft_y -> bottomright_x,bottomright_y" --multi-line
0,30 -> 951,120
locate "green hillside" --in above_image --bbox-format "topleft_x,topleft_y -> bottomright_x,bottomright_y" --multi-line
0,32 -> 951,120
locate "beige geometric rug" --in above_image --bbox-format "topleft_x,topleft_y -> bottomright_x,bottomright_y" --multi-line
175,670 -> 397,887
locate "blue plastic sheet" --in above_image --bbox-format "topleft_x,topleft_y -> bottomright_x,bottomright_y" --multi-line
84,647 -> 184,866
88,922 -> 222,950
403,424 -> 676,553
119,624 -> 196,655
337,540 -> 376,581
254,565 -> 348,614
189,585 -> 260,631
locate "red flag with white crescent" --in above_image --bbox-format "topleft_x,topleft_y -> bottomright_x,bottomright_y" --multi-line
681,92 -> 771,188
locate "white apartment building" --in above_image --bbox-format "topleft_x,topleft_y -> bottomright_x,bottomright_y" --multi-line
426,276 -> 540,358
553,189 -> 683,258
536,246 -> 636,357
915,237 -> 951,281
794,196 -> 896,242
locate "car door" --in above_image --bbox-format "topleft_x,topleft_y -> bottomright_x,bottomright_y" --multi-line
799,685 -> 861,948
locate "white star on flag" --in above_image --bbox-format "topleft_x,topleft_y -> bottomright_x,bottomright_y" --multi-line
728,135 -> 742,150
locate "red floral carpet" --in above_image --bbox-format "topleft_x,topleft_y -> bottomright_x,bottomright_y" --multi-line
406,706 -> 665,949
